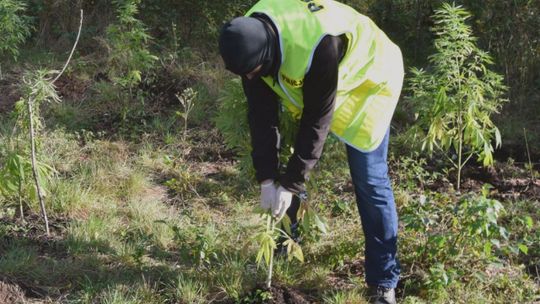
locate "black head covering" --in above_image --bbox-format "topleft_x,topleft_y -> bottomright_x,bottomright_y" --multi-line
219,16 -> 276,76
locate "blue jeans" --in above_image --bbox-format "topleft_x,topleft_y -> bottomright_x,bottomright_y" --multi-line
346,130 -> 400,288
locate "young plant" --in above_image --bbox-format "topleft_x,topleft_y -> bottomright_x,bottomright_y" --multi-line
106,0 -> 157,89
9,10 -> 83,235
407,3 -> 507,190
401,184 -> 509,290
176,87 -> 197,141
0,145 -> 53,220
253,212 -> 304,289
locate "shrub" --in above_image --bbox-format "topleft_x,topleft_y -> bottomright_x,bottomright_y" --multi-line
401,186 -> 510,290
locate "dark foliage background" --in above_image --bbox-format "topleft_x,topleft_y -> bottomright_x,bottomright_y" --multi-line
7,0 -> 540,155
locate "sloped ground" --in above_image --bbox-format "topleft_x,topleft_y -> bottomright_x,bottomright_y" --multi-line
0,68 -> 538,303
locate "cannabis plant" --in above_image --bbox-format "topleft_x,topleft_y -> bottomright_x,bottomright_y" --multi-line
215,79 -> 298,179
5,10 -> 82,234
12,69 -> 61,234
0,0 -> 32,60
407,3 -> 507,190
253,212 -> 304,288
176,87 -> 197,141
106,0 -> 158,89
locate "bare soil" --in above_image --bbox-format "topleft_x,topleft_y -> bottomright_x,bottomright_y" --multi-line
0,212 -> 69,259
244,284 -> 315,304
0,75 -> 20,114
327,259 -> 365,290
461,164 -> 539,200
0,281 -> 25,304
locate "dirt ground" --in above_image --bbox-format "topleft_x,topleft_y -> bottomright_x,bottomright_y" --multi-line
0,280 -> 26,304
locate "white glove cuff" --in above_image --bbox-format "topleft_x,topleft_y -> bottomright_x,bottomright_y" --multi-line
261,180 -> 274,188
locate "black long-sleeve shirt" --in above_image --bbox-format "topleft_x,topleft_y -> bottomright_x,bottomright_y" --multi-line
242,34 -> 345,194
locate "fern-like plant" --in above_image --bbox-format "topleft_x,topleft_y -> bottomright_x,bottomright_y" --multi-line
407,3 -> 507,190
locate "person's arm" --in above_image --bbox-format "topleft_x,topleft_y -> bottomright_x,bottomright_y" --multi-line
279,35 -> 343,193
242,76 -> 280,183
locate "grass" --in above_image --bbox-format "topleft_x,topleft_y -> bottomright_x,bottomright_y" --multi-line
0,57 -> 538,304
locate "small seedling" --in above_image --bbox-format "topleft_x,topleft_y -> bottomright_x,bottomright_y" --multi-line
253,210 -> 304,289
176,87 -> 197,141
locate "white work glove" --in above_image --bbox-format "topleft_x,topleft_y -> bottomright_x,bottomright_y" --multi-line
273,186 -> 293,220
260,180 -> 277,210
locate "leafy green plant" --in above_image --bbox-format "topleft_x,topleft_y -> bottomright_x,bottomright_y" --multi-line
214,79 -> 257,177
0,146 -> 53,219
215,79 -> 298,179
12,69 -> 62,234
6,10 -> 83,235
103,0 -> 158,127
0,0 -> 32,60
296,199 -> 329,240
239,288 -> 273,303
252,212 -> 303,289
391,153 -> 441,191
407,3 -> 507,190
401,185 -> 509,290
106,0 -> 157,89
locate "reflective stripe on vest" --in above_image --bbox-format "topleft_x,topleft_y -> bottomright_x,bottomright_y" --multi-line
246,0 -> 404,152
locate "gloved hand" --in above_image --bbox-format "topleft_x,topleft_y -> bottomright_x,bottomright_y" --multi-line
273,186 -> 293,220
260,180 -> 277,210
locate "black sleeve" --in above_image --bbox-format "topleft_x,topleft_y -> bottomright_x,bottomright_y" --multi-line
279,35 -> 343,194
242,76 -> 280,183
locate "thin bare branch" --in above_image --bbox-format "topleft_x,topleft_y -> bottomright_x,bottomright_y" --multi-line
52,9 -> 84,84
27,98 -> 50,235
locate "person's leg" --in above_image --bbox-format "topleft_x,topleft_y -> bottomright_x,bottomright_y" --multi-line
346,130 -> 400,288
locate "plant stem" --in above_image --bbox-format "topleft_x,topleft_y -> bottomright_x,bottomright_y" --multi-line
18,174 -> 24,221
28,98 -> 50,236
523,128 -> 534,181
266,216 -> 276,289
16,140 -> 24,221
184,117 -> 188,142
457,127 -> 463,192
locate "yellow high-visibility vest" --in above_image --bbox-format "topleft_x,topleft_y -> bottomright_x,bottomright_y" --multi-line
247,0 -> 404,151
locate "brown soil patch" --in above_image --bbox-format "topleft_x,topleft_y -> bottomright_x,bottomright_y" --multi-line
0,74 -> 21,114
459,165 -> 540,200
0,281 -> 25,304
54,74 -> 91,101
425,163 -> 540,201
267,285 -> 313,304
0,213 -> 69,259
245,284 -> 315,304
327,259 -> 365,290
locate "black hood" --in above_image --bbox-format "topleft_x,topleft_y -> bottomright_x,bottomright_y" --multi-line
218,16 -> 276,76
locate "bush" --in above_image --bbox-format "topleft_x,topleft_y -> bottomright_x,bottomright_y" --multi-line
401,186 -> 510,290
